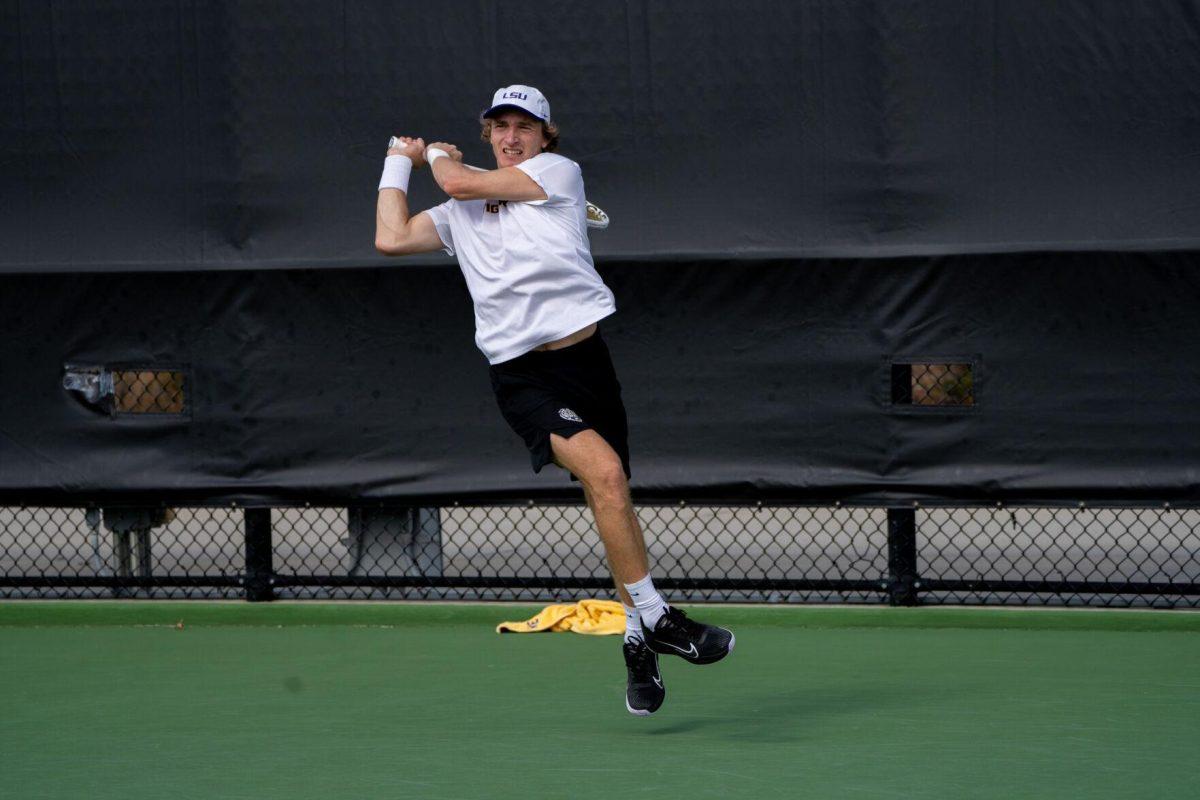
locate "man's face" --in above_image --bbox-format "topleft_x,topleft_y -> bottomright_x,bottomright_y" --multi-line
489,109 -> 549,168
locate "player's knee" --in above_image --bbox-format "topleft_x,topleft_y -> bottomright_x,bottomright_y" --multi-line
582,457 -> 628,507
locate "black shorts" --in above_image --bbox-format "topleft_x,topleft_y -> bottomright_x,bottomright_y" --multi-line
488,328 -> 631,480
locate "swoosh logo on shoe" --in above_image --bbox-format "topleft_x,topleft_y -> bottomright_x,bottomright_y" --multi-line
652,676 -> 663,689
661,641 -> 699,659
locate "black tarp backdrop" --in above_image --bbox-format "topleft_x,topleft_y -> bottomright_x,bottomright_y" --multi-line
2,1 -> 1199,504
4,253 -> 1199,505
5,0 -> 1200,271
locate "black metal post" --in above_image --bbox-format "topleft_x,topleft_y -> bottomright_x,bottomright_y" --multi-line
113,530 -> 132,598
244,507 -> 275,602
886,507 -> 919,606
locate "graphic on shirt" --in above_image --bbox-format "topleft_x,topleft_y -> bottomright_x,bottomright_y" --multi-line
558,408 -> 583,423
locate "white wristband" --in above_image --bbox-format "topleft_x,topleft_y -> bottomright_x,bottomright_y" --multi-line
426,147 -> 449,166
378,154 -> 412,192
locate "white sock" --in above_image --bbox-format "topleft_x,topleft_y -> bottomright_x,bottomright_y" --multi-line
622,604 -> 642,644
623,574 -> 668,630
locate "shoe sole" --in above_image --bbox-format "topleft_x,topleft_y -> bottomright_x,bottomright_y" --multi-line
626,698 -> 657,716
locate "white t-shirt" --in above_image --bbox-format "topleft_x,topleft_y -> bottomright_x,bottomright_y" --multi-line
423,152 -> 616,364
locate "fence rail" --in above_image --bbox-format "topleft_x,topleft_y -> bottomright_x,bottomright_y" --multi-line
1,503 -> 1198,607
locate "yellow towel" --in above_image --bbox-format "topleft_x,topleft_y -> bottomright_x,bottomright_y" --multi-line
496,599 -> 625,635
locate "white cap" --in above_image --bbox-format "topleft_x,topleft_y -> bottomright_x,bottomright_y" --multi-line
481,84 -> 551,124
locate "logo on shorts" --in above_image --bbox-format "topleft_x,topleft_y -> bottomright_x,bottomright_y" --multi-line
558,408 -> 583,423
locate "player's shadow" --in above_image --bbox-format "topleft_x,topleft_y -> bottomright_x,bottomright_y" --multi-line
643,682 -> 952,742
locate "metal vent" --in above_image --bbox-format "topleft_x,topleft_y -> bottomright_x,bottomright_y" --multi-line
63,365 -> 189,417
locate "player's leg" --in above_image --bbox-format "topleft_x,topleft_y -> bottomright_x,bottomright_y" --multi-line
551,430 -> 664,715
552,432 -> 647,595
550,430 -> 735,667
577,481 -> 668,715
581,484 -> 641,609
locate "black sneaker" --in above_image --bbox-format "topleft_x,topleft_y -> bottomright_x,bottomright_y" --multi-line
642,606 -> 735,665
623,636 -> 665,716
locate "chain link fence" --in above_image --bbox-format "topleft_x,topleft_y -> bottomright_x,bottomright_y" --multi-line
1,503 -> 1197,607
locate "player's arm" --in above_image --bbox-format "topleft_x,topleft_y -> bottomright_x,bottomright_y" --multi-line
424,141 -> 548,203
374,136 -> 447,256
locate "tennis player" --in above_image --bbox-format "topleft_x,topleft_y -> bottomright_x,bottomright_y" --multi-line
374,85 -> 733,715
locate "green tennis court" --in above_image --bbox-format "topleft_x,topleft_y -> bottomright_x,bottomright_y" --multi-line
2,603 -> 1198,799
